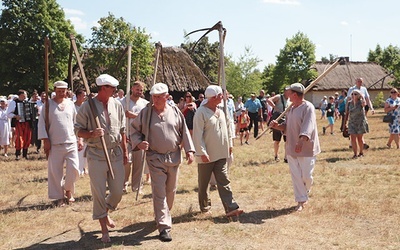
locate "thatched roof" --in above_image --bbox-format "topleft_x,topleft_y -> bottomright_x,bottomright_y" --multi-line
146,46 -> 211,92
312,61 -> 395,91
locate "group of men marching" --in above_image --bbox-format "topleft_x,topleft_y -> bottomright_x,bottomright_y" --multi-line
2,76 -> 321,244
28,74 -> 242,243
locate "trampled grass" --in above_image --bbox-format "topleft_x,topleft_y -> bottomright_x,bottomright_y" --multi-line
0,108 -> 399,249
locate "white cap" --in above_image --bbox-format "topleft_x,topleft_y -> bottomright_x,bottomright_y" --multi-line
96,74 -> 119,87
150,83 -> 168,95
54,81 -> 68,89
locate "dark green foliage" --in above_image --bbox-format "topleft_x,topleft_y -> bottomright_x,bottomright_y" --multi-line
368,44 -> 400,87
0,0 -> 80,94
84,13 -> 153,91
264,31 -> 317,93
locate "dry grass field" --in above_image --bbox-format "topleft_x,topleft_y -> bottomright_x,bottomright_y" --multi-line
1,108 -> 399,250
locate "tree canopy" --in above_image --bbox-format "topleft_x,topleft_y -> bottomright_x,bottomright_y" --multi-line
225,47 -> 263,99
84,13 -> 154,91
0,0 -> 81,94
264,31 -> 317,93
368,44 -> 400,86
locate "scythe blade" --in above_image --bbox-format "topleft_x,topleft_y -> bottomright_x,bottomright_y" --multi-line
185,21 -> 223,52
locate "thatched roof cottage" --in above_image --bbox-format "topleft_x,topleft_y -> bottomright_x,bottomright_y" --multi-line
145,46 -> 211,101
306,61 -> 395,107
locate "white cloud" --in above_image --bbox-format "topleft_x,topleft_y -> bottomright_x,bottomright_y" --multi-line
68,16 -> 88,31
340,21 -> 349,26
63,8 -> 84,16
262,0 -> 300,5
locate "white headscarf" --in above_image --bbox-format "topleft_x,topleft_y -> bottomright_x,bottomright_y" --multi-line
200,85 -> 223,106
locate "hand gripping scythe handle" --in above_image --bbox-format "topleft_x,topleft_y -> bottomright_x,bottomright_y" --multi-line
136,42 -> 162,201
70,34 -> 115,179
256,57 -> 347,140
44,36 -> 50,159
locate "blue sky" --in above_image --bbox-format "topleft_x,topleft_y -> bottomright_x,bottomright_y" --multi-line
56,0 -> 399,69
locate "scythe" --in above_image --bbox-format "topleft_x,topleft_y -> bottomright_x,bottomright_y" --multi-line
69,34 -> 115,179
136,41 -> 163,201
256,57 -> 348,140
43,36 -> 50,159
125,45 -> 132,137
185,21 -> 228,120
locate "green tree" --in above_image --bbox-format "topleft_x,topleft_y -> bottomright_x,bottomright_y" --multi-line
0,0 -> 80,94
368,44 -> 400,86
261,63 -> 276,93
84,13 -> 154,91
181,35 -> 219,83
225,47 -> 263,99
267,31 -> 317,93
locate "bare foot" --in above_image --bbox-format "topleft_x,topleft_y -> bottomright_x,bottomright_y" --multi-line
65,191 -> 75,203
106,215 -> 116,228
56,199 -> 66,207
295,201 -> 306,212
101,232 -> 111,243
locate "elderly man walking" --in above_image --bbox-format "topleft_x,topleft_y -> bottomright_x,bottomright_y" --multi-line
192,85 -> 243,218
270,83 -> 320,212
75,74 -> 128,243
130,83 -> 195,242
38,81 -> 80,206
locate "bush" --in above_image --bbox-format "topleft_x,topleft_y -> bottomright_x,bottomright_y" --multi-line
373,91 -> 385,108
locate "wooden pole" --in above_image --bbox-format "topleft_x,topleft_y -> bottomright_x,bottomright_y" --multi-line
44,36 -> 50,159
125,45 -> 132,136
70,34 -> 115,179
256,58 -> 344,140
218,23 -> 228,121
136,42 -> 162,201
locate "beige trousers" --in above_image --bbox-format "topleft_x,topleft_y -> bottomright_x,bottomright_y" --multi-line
88,155 -> 125,220
147,158 -> 179,232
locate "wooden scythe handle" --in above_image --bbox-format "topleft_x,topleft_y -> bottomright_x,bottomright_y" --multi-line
44,36 -> 50,159
256,58 -> 344,140
70,34 -> 115,179
136,42 -> 162,201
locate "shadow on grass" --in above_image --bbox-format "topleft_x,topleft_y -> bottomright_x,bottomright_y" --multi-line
243,159 -> 280,167
0,195 -> 92,215
16,206 -> 297,249
16,219 -> 158,249
237,206 -> 297,224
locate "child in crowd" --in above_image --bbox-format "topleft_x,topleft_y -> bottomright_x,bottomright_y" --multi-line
238,107 -> 250,145
323,96 -> 335,135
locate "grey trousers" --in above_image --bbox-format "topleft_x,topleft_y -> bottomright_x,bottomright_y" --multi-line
198,158 -> 239,213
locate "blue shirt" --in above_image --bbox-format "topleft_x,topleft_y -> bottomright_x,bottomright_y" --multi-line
244,98 -> 262,113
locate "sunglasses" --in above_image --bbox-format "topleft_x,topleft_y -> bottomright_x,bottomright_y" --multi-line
390,91 -> 397,94
351,93 -> 359,96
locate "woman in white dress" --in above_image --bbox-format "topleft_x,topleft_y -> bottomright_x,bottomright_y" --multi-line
0,98 -> 10,157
